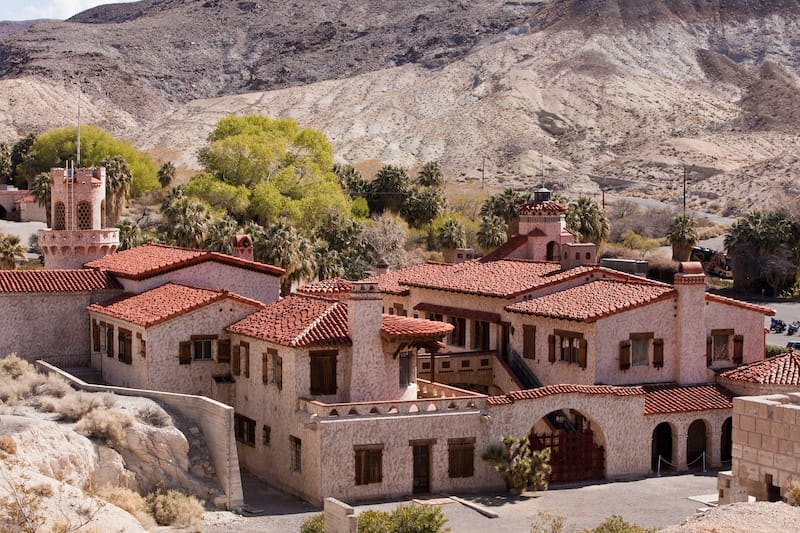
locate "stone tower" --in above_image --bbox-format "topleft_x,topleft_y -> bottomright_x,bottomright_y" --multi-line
37,166 -> 119,269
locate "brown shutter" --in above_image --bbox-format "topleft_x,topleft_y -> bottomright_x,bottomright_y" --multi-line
523,325 -> 536,359
578,339 -> 588,369
232,345 -> 241,375
276,356 -> 283,390
92,320 -> 101,352
242,342 -> 250,378
548,335 -> 556,363
262,352 -> 269,385
733,335 -> 744,364
217,339 -> 231,363
706,336 -> 713,367
653,338 -> 664,368
619,340 -> 631,371
179,341 -> 191,365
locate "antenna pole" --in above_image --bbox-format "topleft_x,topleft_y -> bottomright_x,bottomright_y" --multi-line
76,81 -> 81,168
683,164 -> 687,217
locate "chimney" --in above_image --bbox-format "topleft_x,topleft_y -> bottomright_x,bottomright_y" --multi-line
454,248 -> 474,264
231,234 -> 254,261
375,257 -> 389,275
347,281 -> 386,402
674,262 -> 708,384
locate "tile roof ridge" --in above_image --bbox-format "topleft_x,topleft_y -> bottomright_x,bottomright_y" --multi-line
291,298 -> 346,347
704,292 -> 775,315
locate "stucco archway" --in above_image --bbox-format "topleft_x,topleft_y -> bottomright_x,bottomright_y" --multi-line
651,422 -> 674,472
686,419 -> 709,470
546,241 -> 559,261
720,417 -> 733,464
529,408 -> 606,483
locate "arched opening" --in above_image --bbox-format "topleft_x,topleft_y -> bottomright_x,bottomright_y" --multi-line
546,241 -> 559,261
53,201 -> 66,230
720,417 -> 733,464
686,419 -> 708,470
651,422 -> 673,472
0,205 -> 7,220
77,201 -> 92,230
529,409 -> 605,484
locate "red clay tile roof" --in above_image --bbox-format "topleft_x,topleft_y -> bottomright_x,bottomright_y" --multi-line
414,303 -> 501,323
362,262 -> 452,295
87,282 -> 263,327
705,293 -> 775,316
519,201 -> 567,213
84,243 -> 285,279
487,384 -> 644,405
718,352 -> 800,385
479,234 -> 528,262
227,293 -> 351,347
296,277 -> 353,299
506,279 -> 676,322
0,270 -> 121,293
642,384 -> 733,415
381,314 -> 454,340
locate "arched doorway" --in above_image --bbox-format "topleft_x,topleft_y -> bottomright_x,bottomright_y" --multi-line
546,241 -> 559,261
720,417 -> 733,464
529,409 -> 605,483
651,422 -> 673,472
686,419 -> 708,470
0,205 -> 6,220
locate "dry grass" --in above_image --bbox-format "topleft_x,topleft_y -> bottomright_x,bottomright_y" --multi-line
136,404 -> 172,428
40,392 -> 116,423
75,409 -> 133,445
146,487 -> 204,528
0,354 -> 72,406
787,481 -> 800,506
0,435 -> 16,456
94,485 -> 157,530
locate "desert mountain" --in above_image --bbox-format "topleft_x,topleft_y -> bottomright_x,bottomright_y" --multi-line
0,0 -> 798,214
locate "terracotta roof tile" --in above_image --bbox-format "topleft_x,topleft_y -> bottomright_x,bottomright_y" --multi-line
479,234 -> 528,262
227,293 -> 351,347
705,293 -> 775,316
718,352 -> 800,385
0,270 -> 121,293
487,384 -> 644,405
362,262 -> 452,295
506,279 -> 676,322
381,314 -> 454,340
296,277 -> 353,300
642,384 -> 733,415
84,243 -> 284,279
87,282 -> 263,328
519,201 -> 567,213
414,303 -> 501,323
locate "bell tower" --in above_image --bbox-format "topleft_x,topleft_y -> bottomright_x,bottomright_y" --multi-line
37,166 -> 120,269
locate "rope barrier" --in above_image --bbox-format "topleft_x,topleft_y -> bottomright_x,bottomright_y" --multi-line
656,451 -> 706,476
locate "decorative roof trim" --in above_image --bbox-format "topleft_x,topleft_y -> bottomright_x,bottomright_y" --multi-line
705,293 -> 775,316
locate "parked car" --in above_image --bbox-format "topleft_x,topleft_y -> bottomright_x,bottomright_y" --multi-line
786,341 -> 800,350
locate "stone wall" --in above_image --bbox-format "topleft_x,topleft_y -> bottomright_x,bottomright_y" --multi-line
729,394 -> 800,501
35,360 -> 243,510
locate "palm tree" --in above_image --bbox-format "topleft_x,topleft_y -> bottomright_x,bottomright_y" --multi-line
477,215 -> 508,251
369,164 -> 410,213
437,216 -> 467,262
416,160 -> 445,188
204,216 -> 240,254
0,234 -> 25,270
161,196 -> 211,249
31,172 -> 52,227
480,188 -> 523,236
158,161 -> 176,188
101,156 -> 132,226
666,215 -> 698,261
565,197 -> 610,244
258,219 -> 318,295
116,219 -> 143,251
400,186 -> 446,228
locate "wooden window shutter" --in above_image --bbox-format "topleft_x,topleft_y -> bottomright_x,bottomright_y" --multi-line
706,336 -> 713,367
733,335 -> 744,364
548,335 -> 556,363
179,341 -> 191,365
232,345 -> 241,376
242,343 -> 250,378
217,339 -> 231,363
653,338 -> 664,368
262,353 -> 269,385
578,339 -> 588,369
619,340 -> 631,371
523,325 -> 536,359
92,320 -> 100,352
276,356 -> 283,390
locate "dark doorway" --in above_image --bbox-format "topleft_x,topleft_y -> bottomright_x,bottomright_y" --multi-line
686,420 -> 707,470
0,205 -> 6,220
500,323 -> 510,360
546,241 -> 559,261
412,444 -> 430,494
720,417 -> 733,464
651,422 -> 673,472
766,474 -> 782,502
530,411 -> 605,483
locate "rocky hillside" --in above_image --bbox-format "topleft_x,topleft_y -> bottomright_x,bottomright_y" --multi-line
1,0 -> 799,214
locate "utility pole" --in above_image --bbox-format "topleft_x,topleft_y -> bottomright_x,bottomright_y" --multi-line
481,155 -> 486,190
682,164 -> 687,217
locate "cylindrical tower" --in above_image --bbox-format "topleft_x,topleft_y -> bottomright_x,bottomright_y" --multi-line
37,166 -> 119,269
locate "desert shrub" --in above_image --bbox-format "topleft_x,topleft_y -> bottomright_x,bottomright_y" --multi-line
766,344 -> 787,358
0,435 -> 16,456
530,511 -> 565,533
95,485 -> 157,529
585,515 -> 658,533
787,481 -> 800,506
0,354 -> 47,404
357,509 -> 393,533
389,502 -> 449,533
41,391 -> 116,422
146,487 -> 204,528
300,513 -> 324,533
75,409 -> 133,445
0,353 -> 30,379
136,403 -> 172,428
34,373 -> 72,398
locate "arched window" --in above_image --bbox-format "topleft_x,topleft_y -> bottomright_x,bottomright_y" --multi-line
77,201 -> 92,230
53,202 -> 66,230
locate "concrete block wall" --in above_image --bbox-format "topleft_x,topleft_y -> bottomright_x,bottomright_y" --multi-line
731,393 -> 800,501
324,498 -> 357,533
35,360 -> 244,510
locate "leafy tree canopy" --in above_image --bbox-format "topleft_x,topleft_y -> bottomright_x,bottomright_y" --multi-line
185,172 -> 250,217
25,126 -> 158,196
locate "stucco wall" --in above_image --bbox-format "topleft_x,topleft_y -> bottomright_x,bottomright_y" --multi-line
0,290 -> 120,361
704,299 -> 768,366
117,262 -> 280,304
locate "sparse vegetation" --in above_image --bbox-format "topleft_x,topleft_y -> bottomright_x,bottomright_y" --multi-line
40,391 -> 116,423
136,403 -> 172,428
75,409 -> 133,445
530,512 -> 658,533
145,486 -> 204,528
787,481 -> 800,506
482,435 -> 551,494
94,485 -> 157,530
300,503 -> 450,533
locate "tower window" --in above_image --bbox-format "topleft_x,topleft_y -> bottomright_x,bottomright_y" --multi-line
77,201 -> 92,230
53,202 -> 66,230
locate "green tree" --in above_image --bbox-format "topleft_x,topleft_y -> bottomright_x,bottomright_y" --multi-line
334,163 -> 370,199
0,234 -> 25,270
204,215 -> 240,254
257,219 -> 317,295
161,196 -> 212,249
369,164 -> 411,214
158,161 -> 176,188
401,186 -> 446,228
0,143 -> 11,184
416,160 -> 445,188
185,172 -> 250,219
480,188 -> 525,236
478,215 -> 508,250
117,219 -> 144,251
436,216 -> 467,261
30,172 -> 52,227
566,197 -> 610,244
666,215 -> 698,262
25,126 -> 157,195
482,435 -> 551,494
101,155 -> 133,226
9,133 -> 36,187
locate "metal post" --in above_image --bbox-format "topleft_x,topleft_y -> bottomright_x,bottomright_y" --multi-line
682,165 -> 687,217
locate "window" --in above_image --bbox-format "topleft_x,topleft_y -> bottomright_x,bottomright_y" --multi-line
712,330 -> 731,361
355,445 -> 383,485
139,337 -> 146,358
449,317 -> 466,347
461,359 -> 471,368
76,201 -> 92,230
310,350 -> 337,395
192,339 -> 213,361
217,339 -> 231,363
471,320 -> 490,350
290,436 -> 302,472
241,342 -> 250,378
269,349 -> 282,389
393,303 -> 407,317
399,352 -> 411,387
234,414 -> 256,447
630,333 -> 653,367
262,352 -> 269,385
549,330 -> 586,368
262,425 -> 271,446
523,325 -> 536,359
118,329 -> 132,365
448,438 -> 475,478
427,313 -> 443,322
53,202 -> 66,230
480,358 -> 489,367
105,325 -> 114,358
